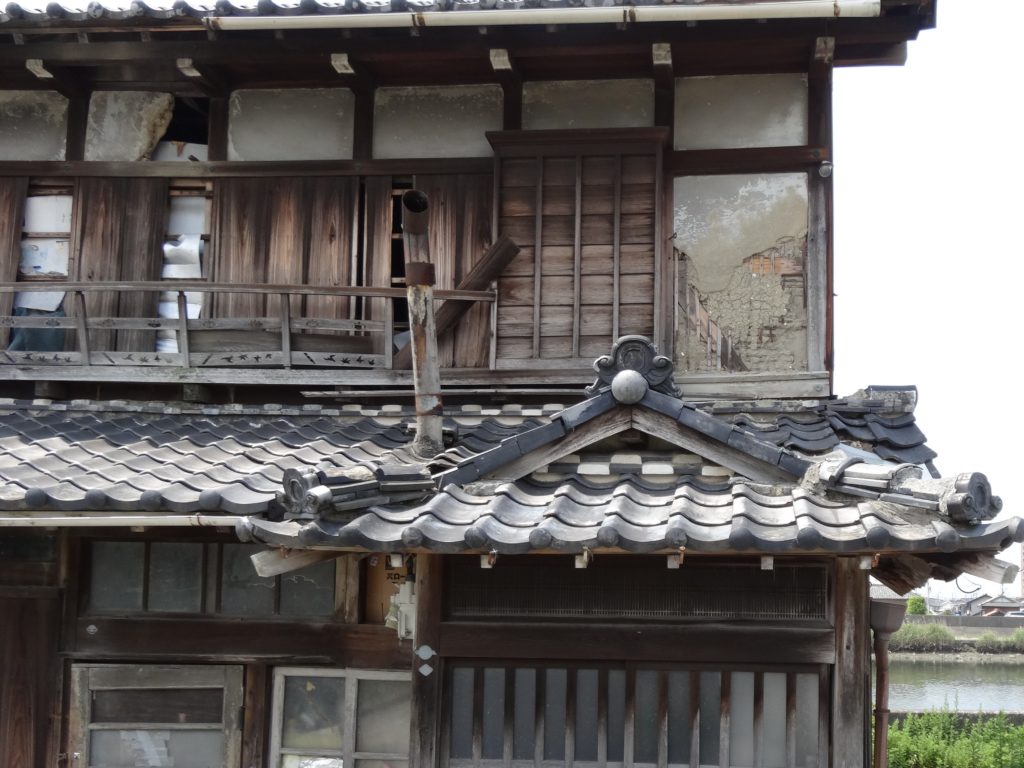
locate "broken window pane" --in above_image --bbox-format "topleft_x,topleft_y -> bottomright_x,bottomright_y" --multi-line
674,74 -> 808,150
0,91 -> 68,161
523,80 -> 655,130
373,85 -> 502,159
228,88 -> 355,161
674,173 -> 809,374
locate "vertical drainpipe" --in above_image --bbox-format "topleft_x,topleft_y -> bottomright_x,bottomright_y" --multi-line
870,599 -> 907,768
401,190 -> 444,459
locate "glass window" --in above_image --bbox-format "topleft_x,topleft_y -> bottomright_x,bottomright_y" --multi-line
271,668 -> 411,768
89,541 -> 144,612
148,541 -> 203,613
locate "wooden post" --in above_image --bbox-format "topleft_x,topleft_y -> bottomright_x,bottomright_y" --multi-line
807,36 -> 834,383
832,557 -> 869,768
402,190 -> 444,459
410,554 -> 443,768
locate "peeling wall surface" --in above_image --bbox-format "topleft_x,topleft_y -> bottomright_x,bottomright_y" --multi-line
674,75 -> 808,150
84,92 -> 174,161
0,91 -> 68,161
523,79 -> 655,130
228,88 -> 355,161
373,85 -> 502,159
674,173 -> 809,373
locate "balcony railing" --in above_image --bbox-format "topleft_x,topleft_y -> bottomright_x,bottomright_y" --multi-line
0,281 -> 494,382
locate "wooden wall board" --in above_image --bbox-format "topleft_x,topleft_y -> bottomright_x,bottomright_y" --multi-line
0,177 -> 28,348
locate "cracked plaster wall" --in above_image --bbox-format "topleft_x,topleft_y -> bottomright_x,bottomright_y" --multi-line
0,91 -> 68,161
674,173 -> 809,373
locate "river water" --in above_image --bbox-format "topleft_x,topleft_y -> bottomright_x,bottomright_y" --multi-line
888,659 -> 1024,712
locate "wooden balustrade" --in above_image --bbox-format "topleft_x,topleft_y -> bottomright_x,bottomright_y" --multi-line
0,281 -> 495,375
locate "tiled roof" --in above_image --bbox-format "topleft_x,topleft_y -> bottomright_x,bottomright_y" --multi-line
0,387 -> 935,516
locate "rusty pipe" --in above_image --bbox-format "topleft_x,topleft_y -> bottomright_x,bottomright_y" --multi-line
402,190 -> 444,459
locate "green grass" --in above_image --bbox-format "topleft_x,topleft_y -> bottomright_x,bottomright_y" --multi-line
975,630 -> 1024,654
889,712 -> 1024,768
889,623 -> 963,653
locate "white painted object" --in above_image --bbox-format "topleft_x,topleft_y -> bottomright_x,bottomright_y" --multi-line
23,195 -> 72,233
228,88 -> 355,161
0,91 -> 68,161
523,79 -> 654,130
19,238 -> 69,278
151,141 -> 209,162
674,74 -> 808,150
373,85 -> 502,159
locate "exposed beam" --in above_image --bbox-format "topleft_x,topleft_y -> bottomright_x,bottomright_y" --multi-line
651,41 -> 674,127
176,57 -> 230,96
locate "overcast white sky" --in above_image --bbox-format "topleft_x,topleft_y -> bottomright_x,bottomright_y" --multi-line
833,0 -> 1024,597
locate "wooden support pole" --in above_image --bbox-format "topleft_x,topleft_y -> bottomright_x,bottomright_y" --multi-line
403,190 -> 444,459
807,36 -> 834,381
410,554 -> 443,768
832,557 -> 869,768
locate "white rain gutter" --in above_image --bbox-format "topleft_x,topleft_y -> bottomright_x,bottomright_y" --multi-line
0,514 -> 244,528
206,0 -> 880,31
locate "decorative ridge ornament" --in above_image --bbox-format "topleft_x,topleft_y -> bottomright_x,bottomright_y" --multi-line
586,336 -> 682,399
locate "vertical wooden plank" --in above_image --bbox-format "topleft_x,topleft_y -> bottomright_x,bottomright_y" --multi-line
565,668 -> 577,768
656,670 -> 668,768
0,594 -> 60,768
418,175 -> 459,367
818,667 -> 830,768
339,554 -> 361,624
452,174 -> 496,368
807,36 -> 835,382
210,178 -> 270,318
653,142 -> 666,353
207,96 -> 229,162
472,666 -> 484,764
501,77 -> 522,131
612,155 -> 622,342
688,671 -> 700,768
176,291 -> 191,365
307,177 -> 357,321
753,672 -> 765,768
785,673 -> 797,768
0,177 -> 28,347
832,557 -> 869,768
264,178 -> 307,323
533,667 -> 545,768
410,554 -> 443,768
241,663 -> 268,768
363,175 -> 393,354
571,155 -> 582,358
65,96 -> 89,162
353,85 -> 374,161
75,177 -> 124,351
116,178 -> 168,352
719,672 -> 731,768
623,668 -> 635,768
597,668 -> 608,768
532,157 -> 543,358
73,291 -> 90,363
502,667 -> 514,768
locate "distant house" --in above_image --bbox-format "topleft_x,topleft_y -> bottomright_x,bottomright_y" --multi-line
982,595 -> 1023,617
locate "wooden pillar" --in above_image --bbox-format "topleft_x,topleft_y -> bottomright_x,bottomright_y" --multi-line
410,554 -> 443,768
832,557 -> 870,768
807,36 -> 834,385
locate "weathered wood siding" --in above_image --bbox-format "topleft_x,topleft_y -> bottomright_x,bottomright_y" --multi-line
492,131 -> 665,367
0,177 -> 28,347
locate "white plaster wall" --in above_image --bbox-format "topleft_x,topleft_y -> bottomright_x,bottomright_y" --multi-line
373,85 -> 503,159
674,74 -> 808,150
0,91 -> 68,161
522,79 -> 655,130
84,92 -> 174,161
228,88 -> 355,161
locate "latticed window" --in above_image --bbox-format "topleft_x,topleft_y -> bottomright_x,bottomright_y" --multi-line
445,663 -> 825,768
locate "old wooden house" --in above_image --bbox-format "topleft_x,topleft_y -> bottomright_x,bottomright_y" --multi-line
1,1 -> 1018,767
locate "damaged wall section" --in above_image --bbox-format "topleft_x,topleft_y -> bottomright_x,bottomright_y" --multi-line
674,173 -> 809,374
84,92 -> 174,161
0,91 -> 68,161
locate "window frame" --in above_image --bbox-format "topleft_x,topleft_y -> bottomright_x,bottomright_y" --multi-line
268,666 -> 413,768
68,663 -> 244,768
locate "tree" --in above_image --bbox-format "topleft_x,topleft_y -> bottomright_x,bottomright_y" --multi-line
906,595 -> 927,615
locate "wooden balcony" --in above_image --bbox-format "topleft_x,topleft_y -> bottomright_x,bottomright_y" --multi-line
0,280 -> 518,388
